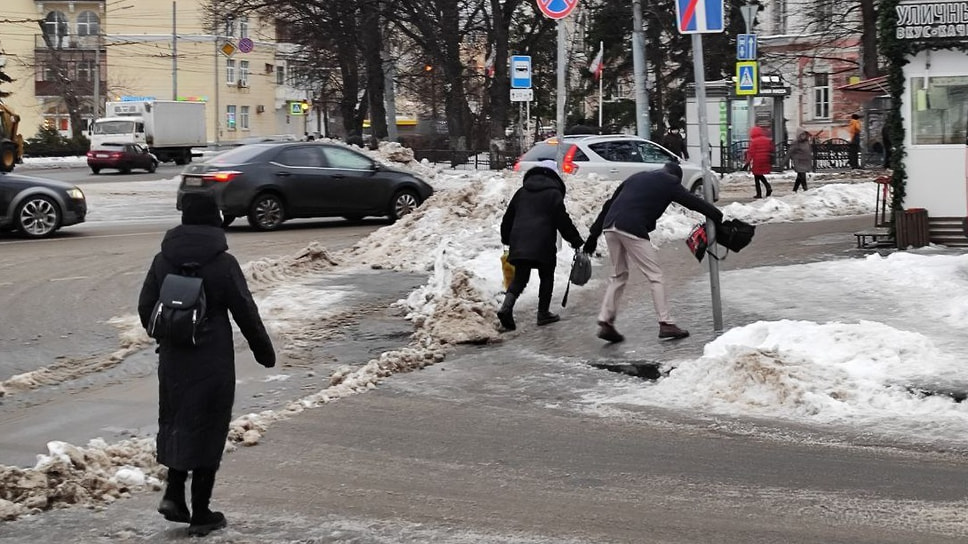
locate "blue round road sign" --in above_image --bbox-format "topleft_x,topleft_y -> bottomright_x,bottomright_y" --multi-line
536,0 -> 578,19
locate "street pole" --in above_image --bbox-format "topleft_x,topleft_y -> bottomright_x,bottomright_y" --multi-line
631,0 -> 650,140
383,52 -> 397,142
93,34 -> 100,119
172,1 -> 177,100
213,37 -> 219,147
555,19 -> 566,168
691,33 -> 723,331
741,4 -> 757,138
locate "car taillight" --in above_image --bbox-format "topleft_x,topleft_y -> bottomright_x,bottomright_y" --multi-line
512,155 -> 523,172
85,151 -> 94,158
203,171 -> 243,183
110,152 -> 123,159
561,144 -> 578,174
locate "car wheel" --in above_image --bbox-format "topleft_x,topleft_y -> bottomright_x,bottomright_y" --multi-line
389,190 -> 420,222
690,180 -> 705,199
221,214 -> 236,228
148,161 -> 157,173
91,167 -> 101,175
16,195 -> 61,238
247,193 -> 286,230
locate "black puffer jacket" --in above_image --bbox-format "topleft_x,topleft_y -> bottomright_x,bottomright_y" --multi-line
501,167 -> 583,266
138,224 -> 274,470
585,163 -> 723,252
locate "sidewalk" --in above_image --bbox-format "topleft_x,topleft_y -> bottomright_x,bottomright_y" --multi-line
6,215 -> 967,543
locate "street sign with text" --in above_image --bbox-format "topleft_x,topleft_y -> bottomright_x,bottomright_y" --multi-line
510,89 -> 534,102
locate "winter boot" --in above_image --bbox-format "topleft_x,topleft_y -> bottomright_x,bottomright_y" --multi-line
157,468 -> 190,523
497,292 -> 517,331
659,322 -> 690,340
536,310 -> 560,326
188,468 -> 227,537
597,321 -> 625,343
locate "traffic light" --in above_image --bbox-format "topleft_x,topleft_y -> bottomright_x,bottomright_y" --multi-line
300,100 -> 310,113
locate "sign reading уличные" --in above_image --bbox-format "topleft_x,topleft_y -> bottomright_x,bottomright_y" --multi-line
896,0 -> 968,39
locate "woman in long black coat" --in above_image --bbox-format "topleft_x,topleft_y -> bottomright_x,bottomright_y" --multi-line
498,162 -> 583,330
138,193 -> 275,536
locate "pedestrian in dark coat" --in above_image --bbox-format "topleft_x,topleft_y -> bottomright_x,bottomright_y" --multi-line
138,192 -> 275,537
583,162 -> 724,343
746,126 -> 773,198
498,161 -> 584,331
783,127 -> 813,192
662,128 -> 689,160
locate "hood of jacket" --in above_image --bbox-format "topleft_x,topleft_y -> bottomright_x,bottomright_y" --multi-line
796,128 -> 809,141
523,166 -> 566,195
160,224 -> 229,267
750,126 -> 766,139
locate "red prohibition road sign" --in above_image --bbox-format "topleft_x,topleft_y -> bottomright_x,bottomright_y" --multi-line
536,0 -> 578,19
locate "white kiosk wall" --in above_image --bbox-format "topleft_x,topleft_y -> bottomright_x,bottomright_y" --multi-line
903,49 -> 968,217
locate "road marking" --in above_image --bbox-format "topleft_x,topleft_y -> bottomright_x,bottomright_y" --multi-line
50,275 -> 91,282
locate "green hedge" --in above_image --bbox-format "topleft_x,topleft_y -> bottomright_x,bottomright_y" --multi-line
23,125 -> 90,157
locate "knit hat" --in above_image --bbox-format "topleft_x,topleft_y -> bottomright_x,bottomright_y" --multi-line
662,161 -> 683,181
181,193 -> 222,227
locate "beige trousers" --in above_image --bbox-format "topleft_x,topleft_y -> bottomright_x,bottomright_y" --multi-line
597,229 -> 672,325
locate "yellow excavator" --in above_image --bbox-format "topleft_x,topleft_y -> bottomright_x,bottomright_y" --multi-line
0,101 -> 23,172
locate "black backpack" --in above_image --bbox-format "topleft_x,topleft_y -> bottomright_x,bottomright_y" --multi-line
147,263 -> 207,347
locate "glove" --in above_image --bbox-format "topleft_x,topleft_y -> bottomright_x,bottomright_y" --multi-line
571,239 -> 584,250
256,348 -> 276,368
582,240 -> 596,255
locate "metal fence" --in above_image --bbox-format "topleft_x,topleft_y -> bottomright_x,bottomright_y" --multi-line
719,139 -> 855,173
412,149 -> 518,170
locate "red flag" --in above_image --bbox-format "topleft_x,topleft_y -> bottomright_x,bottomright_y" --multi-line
588,44 -> 603,81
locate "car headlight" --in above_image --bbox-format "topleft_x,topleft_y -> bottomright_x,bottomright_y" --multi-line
67,187 -> 85,200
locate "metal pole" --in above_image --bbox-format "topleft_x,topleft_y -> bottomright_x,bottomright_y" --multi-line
555,20 -> 566,168
213,37 -> 219,147
171,2 -> 177,100
691,33 -> 723,331
93,34 -> 100,119
384,52 -> 397,142
598,41 -> 603,129
632,0 -> 650,139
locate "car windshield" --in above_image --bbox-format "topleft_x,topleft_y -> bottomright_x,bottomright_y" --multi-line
520,143 -> 558,161
207,144 -> 271,165
92,120 -> 135,135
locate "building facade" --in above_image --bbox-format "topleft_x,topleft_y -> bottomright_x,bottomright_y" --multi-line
1,0 -> 320,144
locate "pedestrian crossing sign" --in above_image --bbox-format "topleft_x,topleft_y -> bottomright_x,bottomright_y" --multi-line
736,61 -> 758,96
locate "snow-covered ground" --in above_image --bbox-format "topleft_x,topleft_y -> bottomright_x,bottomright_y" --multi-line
3,144 -> 966,522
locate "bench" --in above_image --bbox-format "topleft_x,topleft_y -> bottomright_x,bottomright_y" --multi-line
854,227 -> 892,248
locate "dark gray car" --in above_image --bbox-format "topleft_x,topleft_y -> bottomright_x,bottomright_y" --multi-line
0,172 -> 87,238
177,142 -> 434,230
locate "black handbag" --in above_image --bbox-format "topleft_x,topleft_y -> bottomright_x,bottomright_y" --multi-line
717,219 -> 755,253
561,251 -> 592,307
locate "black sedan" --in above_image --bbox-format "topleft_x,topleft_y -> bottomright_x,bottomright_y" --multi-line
177,142 -> 434,230
0,171 -> 87,238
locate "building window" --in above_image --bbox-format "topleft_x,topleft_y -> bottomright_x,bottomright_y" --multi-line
77,11 -> 100,37
772,0 -> 788,34
276,65 -> 285,85
813,73 -> 830,120
240,105 -> 250,130
813,2 -> 833,26
226,59 -> 236,84
77,60 -> 95,82
240,18 -> 249,39
224,16 -> 236,37
226,105 -> 237,130
239,60 -> 249,85
910,76 -> 968,145
42,11 -> 68,48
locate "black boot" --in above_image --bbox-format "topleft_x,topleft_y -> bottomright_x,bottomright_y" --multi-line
188,468 -> 227,537
157,468 -> 190,523
536,310 -> 560,326
497,292 -> 517,331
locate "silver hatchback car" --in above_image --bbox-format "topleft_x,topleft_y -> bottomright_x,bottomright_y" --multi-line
513,134 -> 718,200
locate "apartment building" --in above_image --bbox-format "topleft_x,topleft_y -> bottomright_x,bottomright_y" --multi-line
1,0 -> 319,143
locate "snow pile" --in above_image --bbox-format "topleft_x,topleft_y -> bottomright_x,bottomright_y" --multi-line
0,439 -> 159,521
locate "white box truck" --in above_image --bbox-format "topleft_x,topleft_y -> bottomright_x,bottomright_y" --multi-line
89,100 -> 206,164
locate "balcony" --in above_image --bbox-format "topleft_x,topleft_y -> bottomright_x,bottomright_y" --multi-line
35,34 -> 102,50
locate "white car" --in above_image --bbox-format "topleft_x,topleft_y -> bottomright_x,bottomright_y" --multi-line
513,134 -> 718,200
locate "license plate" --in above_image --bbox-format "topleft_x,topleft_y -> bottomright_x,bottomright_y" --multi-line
95,153 -> 109,158
184,176 -> 202,186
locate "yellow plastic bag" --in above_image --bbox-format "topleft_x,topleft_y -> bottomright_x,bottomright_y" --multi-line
501,250 -> 515,290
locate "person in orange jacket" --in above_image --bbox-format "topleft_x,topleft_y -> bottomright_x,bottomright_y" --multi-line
745,126 -> 774,198
848,113 -> 862,168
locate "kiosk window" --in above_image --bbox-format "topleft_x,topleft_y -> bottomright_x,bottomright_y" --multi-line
911,76 -> 968,145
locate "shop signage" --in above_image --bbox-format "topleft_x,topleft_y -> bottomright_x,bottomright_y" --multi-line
896,0 -> 968,40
